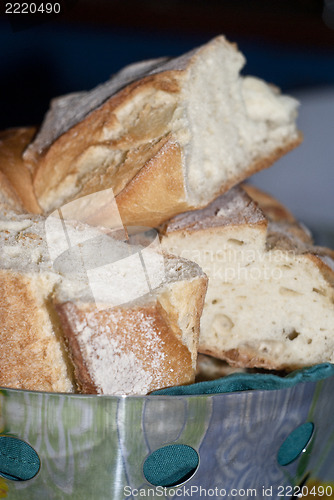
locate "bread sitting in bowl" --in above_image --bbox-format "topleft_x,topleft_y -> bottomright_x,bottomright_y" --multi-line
160,185 -> 334,371
23,36 -> 301,227
0,211 -> 207,394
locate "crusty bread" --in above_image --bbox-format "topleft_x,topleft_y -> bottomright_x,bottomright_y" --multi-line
0,215 -> 75,392
23,36 -> 301,227
54,251 -> 207,395
160,186 -> 334,371
0,127 -> 41,213
0,211 -> 207,394
0,270 -> 75,393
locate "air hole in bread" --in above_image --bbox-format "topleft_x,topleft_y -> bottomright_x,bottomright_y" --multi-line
287,330 -> 300,341
312,287 -> 326,296
212,313 -> 234,332
279,287 -> 302,296
227,238 -> 244,246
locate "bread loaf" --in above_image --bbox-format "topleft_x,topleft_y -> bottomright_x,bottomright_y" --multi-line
160,186 -> 334,371
0,212 -> 207,394
1,34 -> 327,393
23,36 -> 301,227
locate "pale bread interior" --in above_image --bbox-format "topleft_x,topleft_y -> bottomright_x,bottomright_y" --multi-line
161,187 -> 334,370
182,52 -> 299,204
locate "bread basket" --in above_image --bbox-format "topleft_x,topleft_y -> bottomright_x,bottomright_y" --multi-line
1,370 -> 334,499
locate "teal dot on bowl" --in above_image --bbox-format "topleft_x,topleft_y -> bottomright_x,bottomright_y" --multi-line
143,444 -> 199,487
277,422 -> 314,466
0,436 -> 40,481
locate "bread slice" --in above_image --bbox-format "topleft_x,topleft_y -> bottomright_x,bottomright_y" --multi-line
0,212 -> 207,394
25,36 -> 301,226
0,127 -> 41,213
160,185 -> 334,371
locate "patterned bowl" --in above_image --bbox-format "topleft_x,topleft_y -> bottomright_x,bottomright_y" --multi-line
0,375 -> 334,500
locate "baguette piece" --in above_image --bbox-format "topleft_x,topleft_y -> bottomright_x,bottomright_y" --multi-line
0,212 -> 207,394
54,252 -> 207,395
160,186 -> 334,371
25,36 -> 301,226
0,127 -> 41,213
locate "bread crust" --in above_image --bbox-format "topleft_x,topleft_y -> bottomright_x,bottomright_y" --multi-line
0,170 -> 24,212
54,301 -> 195,395
115,136 -> 191,228
0,127 -> 41,213
0,271 -> 74,392
30,70 -> 183,206
242,183 -> 297,223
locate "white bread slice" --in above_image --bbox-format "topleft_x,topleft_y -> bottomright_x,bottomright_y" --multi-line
160,186 -> 334,371
24,36 -> 301,226
0,212 -> 207,394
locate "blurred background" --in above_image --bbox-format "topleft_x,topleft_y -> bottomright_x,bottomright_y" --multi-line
0,0 -> 333,243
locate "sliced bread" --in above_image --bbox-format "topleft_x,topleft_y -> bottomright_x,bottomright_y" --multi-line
160,186 -> 334,370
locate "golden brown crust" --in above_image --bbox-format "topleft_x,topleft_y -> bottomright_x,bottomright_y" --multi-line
157,273 -> 208,368
306,252 -> 334,288
115,137 -> 191,228
0,127 -> 41,213
0,170 -> 24,212
72,135 -> 189,229
31,70 -> 182,204
0,272 -> 74,392
206,347 -> 301,372
54,301 -> 194,395
54,302 -> 98,393
242,183 -> 296,223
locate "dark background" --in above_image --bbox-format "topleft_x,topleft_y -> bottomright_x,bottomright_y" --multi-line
1,0 -> 334,129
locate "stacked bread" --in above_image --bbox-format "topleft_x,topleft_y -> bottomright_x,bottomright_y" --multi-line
0,35 -> 333,395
